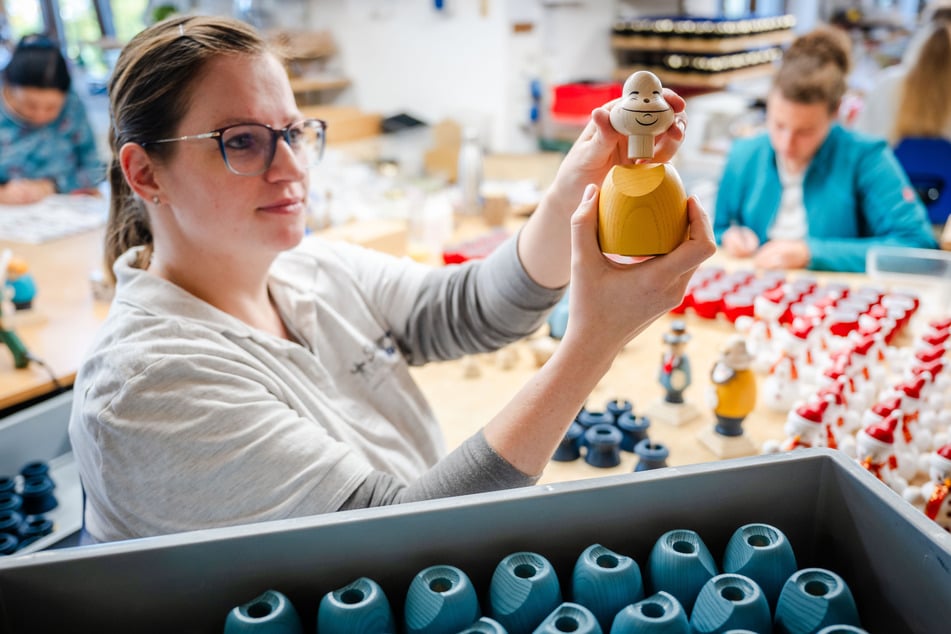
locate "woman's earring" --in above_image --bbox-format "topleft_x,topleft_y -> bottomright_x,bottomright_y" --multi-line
151,196 -> 160,204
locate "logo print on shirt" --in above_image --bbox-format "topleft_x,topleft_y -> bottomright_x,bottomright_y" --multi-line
350,330 -> 397,376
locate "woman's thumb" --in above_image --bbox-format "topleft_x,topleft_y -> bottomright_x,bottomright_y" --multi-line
570,183 -> 600,257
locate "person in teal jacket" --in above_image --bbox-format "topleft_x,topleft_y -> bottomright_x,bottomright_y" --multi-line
0,34 -> 104,204
714,27 -> 936,273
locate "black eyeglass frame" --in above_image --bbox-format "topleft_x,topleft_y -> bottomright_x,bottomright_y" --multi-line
140,118 -> 327,176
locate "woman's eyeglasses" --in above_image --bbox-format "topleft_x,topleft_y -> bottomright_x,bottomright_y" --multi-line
141,119 -> 327,176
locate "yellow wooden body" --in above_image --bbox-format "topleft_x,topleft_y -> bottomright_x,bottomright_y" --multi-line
598,163 -> 688,256
714,368 -> 757,419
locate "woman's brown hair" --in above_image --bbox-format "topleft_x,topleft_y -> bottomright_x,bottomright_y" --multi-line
892,22 -> 951,143
772,26 -> 852,113
104,15 -> 268,282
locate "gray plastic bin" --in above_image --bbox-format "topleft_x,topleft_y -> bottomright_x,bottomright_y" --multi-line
0,449 -> 948,633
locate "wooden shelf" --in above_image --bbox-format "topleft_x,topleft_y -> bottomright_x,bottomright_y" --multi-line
614,62 -> 776,89
612,29 -> 794,54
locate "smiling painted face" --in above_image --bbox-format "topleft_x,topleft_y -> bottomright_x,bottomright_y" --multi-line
610,71 -> 675,137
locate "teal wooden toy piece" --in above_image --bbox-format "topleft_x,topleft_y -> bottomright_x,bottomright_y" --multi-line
688,573 -> 771,634
533,602 -> 602,634
317,576 -> 395,634
583,424 -> 623,468
490,552 -> 562,633
773,568 -> 861,634
647,529 -> 718,615
634,439 -> 669,471
571,543 -> 644,631
457,616 -> 509,633
223,589 -> 302,634
404,564 -> 480,634
608,591 -> 688,634
722,523 -> 797,611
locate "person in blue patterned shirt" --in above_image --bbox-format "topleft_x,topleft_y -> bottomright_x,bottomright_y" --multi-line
0,34 -> 104,204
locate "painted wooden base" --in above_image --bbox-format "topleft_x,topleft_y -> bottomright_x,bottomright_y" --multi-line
697,427 -> 757,459
598,163 -> 688,256
646,398 -> 701,426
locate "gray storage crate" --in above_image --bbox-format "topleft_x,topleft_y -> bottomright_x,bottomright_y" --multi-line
0,449 -> 949,633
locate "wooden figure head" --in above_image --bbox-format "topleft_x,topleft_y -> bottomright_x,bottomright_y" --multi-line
610,71 -> 675,159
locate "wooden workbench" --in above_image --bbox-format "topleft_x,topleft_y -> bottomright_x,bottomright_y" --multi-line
0,230 -> 110,411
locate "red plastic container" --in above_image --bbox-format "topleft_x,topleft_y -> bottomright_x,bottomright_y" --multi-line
551,82 -> 622,122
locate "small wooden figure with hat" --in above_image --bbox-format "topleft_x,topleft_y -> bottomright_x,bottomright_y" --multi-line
700,335 -> 758,458
646,319 -> 701,426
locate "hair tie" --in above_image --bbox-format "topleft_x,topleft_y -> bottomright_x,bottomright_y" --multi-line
179,24 -> 185,37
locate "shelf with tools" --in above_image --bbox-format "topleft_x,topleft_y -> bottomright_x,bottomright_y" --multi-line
611,14 -> 796,89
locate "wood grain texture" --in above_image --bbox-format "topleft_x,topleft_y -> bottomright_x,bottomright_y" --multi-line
598,163 -> 688,256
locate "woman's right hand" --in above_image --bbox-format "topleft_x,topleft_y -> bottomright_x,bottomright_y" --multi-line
721,225 -> 760,258
561,184 -> 716,358
0,179 -> 56,205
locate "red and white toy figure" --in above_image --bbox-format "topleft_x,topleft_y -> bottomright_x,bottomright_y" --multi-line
760,326 -> 805,414
764,400 -> 832,454
861,395 -> 919,482
905,444 -> 951,532
856,420 -> 909,494
734,286 -> 786,374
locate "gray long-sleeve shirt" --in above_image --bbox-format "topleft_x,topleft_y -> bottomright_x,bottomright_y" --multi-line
68,233 -> 563,542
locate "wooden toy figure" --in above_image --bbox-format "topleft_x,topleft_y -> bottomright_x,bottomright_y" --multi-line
856,419 -> 909,494
659,320 -> 692,404
598,71 -> 687,256
648,320 -> 701,426
702,335 -> 758,458
919,444 -> 951,532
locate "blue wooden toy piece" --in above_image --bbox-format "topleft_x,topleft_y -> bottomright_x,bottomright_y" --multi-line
688,573 -> 771,634
722,523 -> 797,611
647,529 -> 718,615
605,399 -> 633,421
17,515 -> 53,547
609,591 -> 688,633
773,568 -> 861,634
20,476 -> 57,515
0,532 -> 18,555
490,552 -> 562,633
616,412 -> 650,452
571,543 -> 644,632
552,422 -> 584,462
405,564 -> 480,634
533,602 -> 602,634
584,424 -> 623,468
223,589 -> 302,634
317,576 -> 395,634
634,439 -> 669,471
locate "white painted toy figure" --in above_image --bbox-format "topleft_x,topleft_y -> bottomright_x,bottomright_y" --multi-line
921,444 -> 951,532
761,326 -> 804,414
735,286 -> 786,374
764,399 -> 830,454
598,70 -> 687,256
856,419 -> 909,494
647,320 -> 701,426
702,335 -> 757,458
862,395 -> 919,482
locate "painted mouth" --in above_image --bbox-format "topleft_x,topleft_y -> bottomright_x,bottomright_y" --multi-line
621,106 -> 671,126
